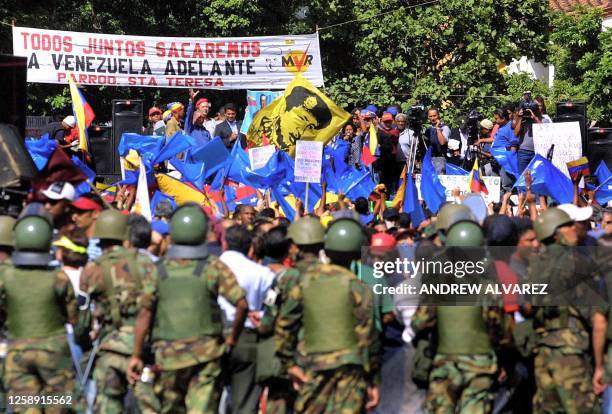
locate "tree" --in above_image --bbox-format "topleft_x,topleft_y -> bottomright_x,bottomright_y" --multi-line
323,0 -> 550,125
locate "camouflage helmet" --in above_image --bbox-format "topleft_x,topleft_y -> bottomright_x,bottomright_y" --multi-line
170,204 -> 208,245
0,216 -> 16,248
287,217 -> 325,245
436,204 -> 476,232
93,209 -> 128,241
533,207 -> 573,241
445,221 -> 484,247
14,216 -> 53,251
324,218 -> 365,252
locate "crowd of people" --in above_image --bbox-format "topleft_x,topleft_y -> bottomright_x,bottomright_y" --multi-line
0,86 -> 611,414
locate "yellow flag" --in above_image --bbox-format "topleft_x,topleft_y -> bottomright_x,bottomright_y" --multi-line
247,74 -> 350,155
156,174 -> 217,214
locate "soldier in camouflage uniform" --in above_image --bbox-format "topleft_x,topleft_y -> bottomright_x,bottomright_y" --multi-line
78,209 -> 158,413
0,214 -> 77,414
0,215 -> 15,412
127,204 -> 248,414
275,218 -> 381,414
257,218 -> 325,414
525,207 -> 598,413
412,221 -> 512,414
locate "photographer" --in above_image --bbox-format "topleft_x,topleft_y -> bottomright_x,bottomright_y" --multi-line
426,107 -> 450,174
514,92 -> 543,173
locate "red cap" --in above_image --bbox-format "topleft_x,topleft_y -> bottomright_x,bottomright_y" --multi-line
371,232 -> 397,249
381,112 -> 394,122
148,106 -> 162,116
71,197 -> 103,212
196,98 -> 210,108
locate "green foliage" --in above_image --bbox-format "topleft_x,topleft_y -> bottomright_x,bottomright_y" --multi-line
0,0 -> 608,125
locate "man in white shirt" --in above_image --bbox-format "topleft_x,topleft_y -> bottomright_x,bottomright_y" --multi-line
219,224 -> 275,414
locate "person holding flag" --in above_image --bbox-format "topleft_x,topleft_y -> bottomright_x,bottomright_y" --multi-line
67,76 -> 95,165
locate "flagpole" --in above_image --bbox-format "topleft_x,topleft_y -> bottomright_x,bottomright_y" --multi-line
305,182 -> 309,215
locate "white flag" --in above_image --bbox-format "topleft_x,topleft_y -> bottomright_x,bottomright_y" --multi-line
131,157 -> 152,221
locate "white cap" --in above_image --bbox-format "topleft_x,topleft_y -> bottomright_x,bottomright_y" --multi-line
63,115 -> 76,128
558,203 -> 593,222
448,139 -> 460,151
41,181 -> 76,201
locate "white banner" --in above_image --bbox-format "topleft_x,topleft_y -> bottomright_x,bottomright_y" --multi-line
12,27 -> 324,89
533,122 -> 582,178
294,140 -> 323,183
415,174 -> 501,203
248,145 -> 276,170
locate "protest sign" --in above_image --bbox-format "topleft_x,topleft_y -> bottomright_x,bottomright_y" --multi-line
240,90 -> 283,134
248,145 -> 276,170
294,140 -> 323,183
533,122 -> 582,178
12,27 -> 324,89
416,174 -> 501,203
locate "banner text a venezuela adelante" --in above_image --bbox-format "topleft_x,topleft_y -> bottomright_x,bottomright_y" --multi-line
12,27 -> 324,89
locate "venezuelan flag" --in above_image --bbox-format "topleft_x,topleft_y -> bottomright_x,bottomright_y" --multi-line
68,75 -> 95,153
468,159 -> 488,195
566,156 -> 590,182
360,123 -> 378,167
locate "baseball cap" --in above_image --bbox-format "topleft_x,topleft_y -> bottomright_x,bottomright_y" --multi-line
162,110 -> 172,121
558,203 -> 593,222
371,232 -> 397,249
71,196 -> 103,212
365,104 -> 378,114
63,116 -> 76,128
148,106 -> 162,116
42,182 -> 76,201
196,98 -> 210,108
448,139 -> 460,151
480,119 -> 494,130
381,112 -> 394,122
385,106 -> 398,116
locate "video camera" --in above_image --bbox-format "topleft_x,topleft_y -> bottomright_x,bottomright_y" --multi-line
518,91 -> 539,118
465,109 -> 484,144
407,104 -> 426,131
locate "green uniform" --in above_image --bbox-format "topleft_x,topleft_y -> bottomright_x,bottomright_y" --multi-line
140,256 -> 245,414
275,262 -> 380,414
259,256 -> 318,414
0,258 -> 10,412
0,265 -> 77,414
525,243 -> 598,414
412,305 -> 510,414
79,246 -> 158,414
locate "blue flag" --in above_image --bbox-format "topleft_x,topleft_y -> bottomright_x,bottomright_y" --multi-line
324,139 -> 351,177
588,161 -> 612,205
215,139 -> 288,190
342,168 -> 375,201
150,191 -> 176,216
404,175 -> 426,228
491,146 -> 519,177
445,163 -> 469,176
187,137 -> 230,178
420,148 -> 446,213
271,187 -> 296,222
25,134 -> 56,171
71,155 -> 96,198
172,157 -> 207,190
118,133 -> 164,168
153,132 -> 197,165
513,154 -> 573,203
